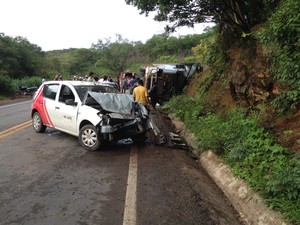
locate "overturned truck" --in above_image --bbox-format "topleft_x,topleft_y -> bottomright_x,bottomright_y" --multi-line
141,63 -> 202,104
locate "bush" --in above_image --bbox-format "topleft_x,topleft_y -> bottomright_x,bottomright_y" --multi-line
164,95 -> 204,129
16,76 -> 43,88
0,76 -> 42,98
201,110 -> 299,224
256,0 -> 300,113
166,99 -> 300,224
0,75 -> 17,96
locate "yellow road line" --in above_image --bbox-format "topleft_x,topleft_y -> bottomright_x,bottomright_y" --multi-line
0,120 -> 32,139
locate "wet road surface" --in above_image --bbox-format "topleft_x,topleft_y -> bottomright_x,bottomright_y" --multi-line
0,103 -> 244,225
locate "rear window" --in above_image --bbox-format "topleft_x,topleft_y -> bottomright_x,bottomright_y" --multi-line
74,85 -> 118,101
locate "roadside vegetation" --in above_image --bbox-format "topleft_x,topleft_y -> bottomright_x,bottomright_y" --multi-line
0,75 -> 42,99
165,96 -> 300,224
163,0 -> 300,223
0,32 -> 205,99
1,0 -> 299,223
256,0 -> 300,114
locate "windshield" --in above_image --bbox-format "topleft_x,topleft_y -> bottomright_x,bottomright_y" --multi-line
74,85 -> 118,101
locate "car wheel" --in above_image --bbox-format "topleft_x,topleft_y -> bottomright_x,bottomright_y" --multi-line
14,91 -> 21,98
32,112 -> 46,133
79,125 -> 101,151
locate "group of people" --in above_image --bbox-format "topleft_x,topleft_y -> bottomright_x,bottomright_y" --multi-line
73,72 -> 120,90
121,75 -> 139,94
52,71 -> 158,110
71,72 -> 115,83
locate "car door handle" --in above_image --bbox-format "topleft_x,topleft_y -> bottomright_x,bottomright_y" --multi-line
55,107 -> 60,110
39,102 -> 43,105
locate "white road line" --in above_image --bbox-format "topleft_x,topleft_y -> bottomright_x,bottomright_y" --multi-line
0,100 -> 31,109
123,145 -> 138,225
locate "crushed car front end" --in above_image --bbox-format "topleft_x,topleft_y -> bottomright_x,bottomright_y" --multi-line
84,91 -> 149,142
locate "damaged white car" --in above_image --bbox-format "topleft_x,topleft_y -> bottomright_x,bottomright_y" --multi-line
31,81 -> 149,151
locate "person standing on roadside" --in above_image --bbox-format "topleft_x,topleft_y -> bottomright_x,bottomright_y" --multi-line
101,75 -> 109,83
87,72 -> 94,82
128,75 -> 137,95
133,79 -> 149,109
149,81 -> 158,109
54,74 -> 62,80
122,77 -> 128,93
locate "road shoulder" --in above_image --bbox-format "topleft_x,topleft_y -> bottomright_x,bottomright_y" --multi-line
0,96 -> 32,106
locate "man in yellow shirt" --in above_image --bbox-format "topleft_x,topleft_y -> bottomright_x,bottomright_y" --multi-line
133,79 -> 149,108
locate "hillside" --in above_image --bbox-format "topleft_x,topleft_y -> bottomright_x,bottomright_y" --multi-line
186,44 -> 300,154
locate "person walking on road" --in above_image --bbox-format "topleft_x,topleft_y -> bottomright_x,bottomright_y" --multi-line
133,79 -> 149,109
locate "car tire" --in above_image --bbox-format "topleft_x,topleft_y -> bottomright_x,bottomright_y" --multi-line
32,112 -> 46,133
79,125 -> 101,151
14,91 -> 22,98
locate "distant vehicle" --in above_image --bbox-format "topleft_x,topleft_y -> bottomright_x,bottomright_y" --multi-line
13,85 -> 38,98
141,63 -> 203,104
30,81 -> 148,151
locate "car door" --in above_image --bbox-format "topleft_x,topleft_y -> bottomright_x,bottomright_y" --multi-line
41,83 -> 60,128
54,84 -> 79,135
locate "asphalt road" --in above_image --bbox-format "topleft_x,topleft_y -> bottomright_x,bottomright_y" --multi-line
0,100 -> 32,131
0,101 -> 244,225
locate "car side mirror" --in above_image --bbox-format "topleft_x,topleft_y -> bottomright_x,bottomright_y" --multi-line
65,99 -> 77,106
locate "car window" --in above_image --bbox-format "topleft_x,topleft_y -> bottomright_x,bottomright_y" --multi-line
43,84 -> 59,100
74,85 -> 118,101
59,85 -> 75,103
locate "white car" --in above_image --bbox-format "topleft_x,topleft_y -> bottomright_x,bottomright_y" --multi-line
31,81 -> 148,151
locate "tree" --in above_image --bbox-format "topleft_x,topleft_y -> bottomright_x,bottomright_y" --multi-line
143,33 -> 203,62
14,36 -> 45,77
125,0 -> 279,34
68,49 -> 98,75
92,34 -> 139,75
143,34 -> 169,61
0,33 -> 44,79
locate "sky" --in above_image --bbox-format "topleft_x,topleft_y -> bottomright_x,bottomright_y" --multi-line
0,0 -> 213,51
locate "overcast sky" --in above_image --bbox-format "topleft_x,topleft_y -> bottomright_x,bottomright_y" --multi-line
0,0 -> 213,51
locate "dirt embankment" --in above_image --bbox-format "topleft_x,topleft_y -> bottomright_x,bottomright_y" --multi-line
186,45 -> 300,153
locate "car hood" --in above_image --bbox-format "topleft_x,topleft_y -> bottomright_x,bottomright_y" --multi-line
85,91 -> 134,115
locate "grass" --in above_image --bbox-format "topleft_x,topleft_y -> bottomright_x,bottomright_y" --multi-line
164,95 -> 300,225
